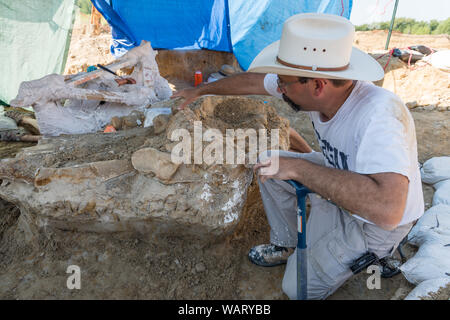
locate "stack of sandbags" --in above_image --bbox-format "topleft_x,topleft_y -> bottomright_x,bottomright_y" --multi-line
400,156 -> 450,299
421,157 -> 450,206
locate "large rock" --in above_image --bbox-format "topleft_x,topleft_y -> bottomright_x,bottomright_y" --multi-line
0,96 -> 289,243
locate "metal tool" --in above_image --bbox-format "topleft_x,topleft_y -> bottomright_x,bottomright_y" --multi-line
96,64 -> 136,86
97,63 -> 123,78
286,180 -> 312,300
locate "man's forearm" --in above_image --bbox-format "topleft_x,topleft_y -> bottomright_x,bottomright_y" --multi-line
289,128 -> 312,153
197,72 -> 268,96
288,159 -> 407,230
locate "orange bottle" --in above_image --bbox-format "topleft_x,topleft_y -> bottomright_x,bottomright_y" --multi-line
194,71 -> 202,87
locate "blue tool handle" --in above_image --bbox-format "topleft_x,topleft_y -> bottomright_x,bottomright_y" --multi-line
286,180 -> 311,300
286,180 -> 311,250
287,179 -> 310,197
298,248 -> 308,300
296,194 -> 307,250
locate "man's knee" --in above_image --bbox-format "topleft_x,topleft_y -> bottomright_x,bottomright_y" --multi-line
282,253 -> 339,300
282,275 -> 333,300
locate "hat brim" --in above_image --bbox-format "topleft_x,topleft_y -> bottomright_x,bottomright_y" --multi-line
248,40 -> 384,82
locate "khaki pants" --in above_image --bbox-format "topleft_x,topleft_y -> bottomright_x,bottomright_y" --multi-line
258,150 -> 413,300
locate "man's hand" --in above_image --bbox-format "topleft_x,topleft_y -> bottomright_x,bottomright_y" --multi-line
171,87 -> 201,110
253,156 -> 299,184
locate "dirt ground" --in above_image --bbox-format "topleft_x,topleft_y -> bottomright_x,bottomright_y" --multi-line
1,13 -> 449,300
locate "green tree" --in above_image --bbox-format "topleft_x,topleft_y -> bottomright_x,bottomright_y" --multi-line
379,21 -> 390,30
356,24 -> 370,31
355,18 -> 450,35
429,19 -> 440,33
394,18 -> 416,34
411,21 -> 431,35
434,18 -> 450,35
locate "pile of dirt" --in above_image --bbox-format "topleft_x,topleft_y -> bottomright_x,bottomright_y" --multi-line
195,97 -> 285,135
0,211 -> 251,299
356,30 -> 450,109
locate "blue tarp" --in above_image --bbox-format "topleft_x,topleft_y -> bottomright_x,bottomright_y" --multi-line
92,0 -> 353,70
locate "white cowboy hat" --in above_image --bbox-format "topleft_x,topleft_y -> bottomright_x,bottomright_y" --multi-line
248,13 -> 384,81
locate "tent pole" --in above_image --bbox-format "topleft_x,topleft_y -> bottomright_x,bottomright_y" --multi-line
385,0 -> 400,50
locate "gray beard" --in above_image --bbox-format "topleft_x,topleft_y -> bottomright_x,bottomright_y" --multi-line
282,94 -> 302,112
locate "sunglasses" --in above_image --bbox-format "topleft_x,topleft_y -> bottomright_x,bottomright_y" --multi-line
276,78 -> 299,91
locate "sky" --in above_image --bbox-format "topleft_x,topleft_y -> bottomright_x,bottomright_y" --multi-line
350,0 -> 450,26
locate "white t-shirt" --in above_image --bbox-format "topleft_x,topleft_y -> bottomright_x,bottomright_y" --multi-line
264,73 -> 424,226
